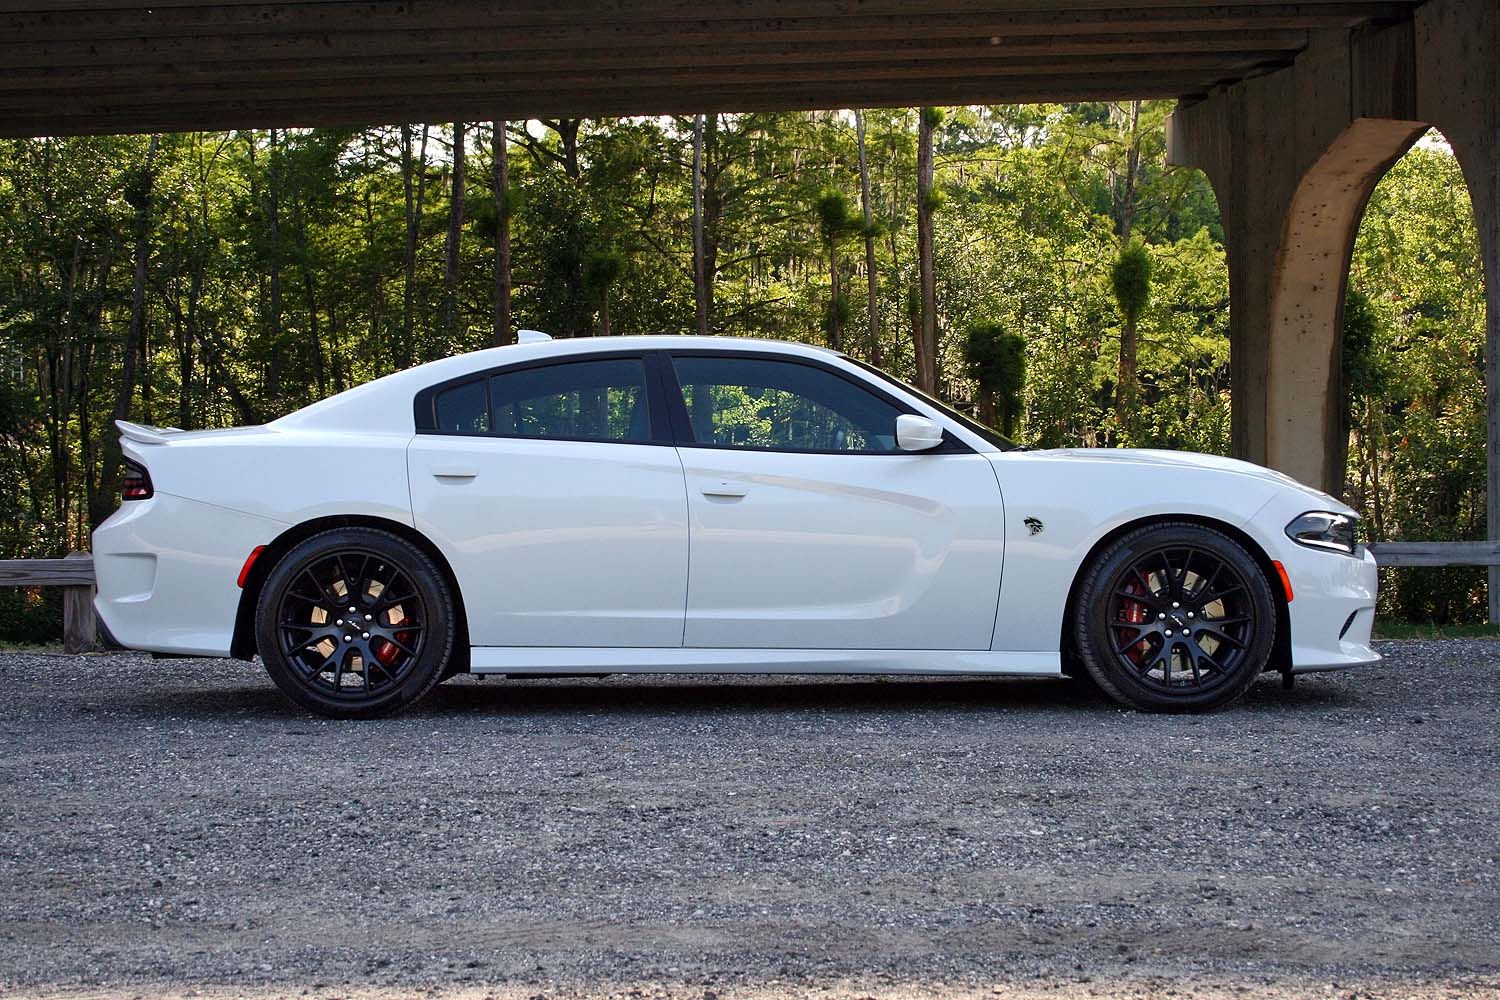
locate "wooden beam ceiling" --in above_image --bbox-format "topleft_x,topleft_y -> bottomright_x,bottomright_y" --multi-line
0,0 -> 1422,137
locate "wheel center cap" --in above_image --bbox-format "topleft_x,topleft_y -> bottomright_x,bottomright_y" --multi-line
1169,612 -> 1190,629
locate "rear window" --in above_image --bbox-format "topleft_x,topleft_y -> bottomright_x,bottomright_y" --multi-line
425,357 -> 652,443
434,380 -> 489,434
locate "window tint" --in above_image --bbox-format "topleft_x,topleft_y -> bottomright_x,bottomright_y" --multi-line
672,356 -> 904,452
489,357 -> 651,442
434,380 -> 489,434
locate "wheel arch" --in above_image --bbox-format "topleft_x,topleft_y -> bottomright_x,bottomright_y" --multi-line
230,514 -> 469,670
1057,513 -> 1291,676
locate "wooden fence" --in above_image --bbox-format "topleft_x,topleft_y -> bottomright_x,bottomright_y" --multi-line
2,542 -> 1500,653
0,552 -> 97,652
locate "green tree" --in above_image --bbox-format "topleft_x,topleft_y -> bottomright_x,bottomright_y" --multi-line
813,187 -> 858,351
1110,238 -> 1152,441
962,323 -> 1025,436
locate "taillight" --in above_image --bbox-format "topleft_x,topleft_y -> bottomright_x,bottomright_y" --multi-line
122,459 -> 153,501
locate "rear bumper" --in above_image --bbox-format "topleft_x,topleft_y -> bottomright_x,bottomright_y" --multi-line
92,492 -> 286,657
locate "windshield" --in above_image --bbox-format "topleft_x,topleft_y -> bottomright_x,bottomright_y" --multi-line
845,357 -> 1019,451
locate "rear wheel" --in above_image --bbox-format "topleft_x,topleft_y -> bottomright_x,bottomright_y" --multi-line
255,527 -> 456,718
1072,522 -> 1275,712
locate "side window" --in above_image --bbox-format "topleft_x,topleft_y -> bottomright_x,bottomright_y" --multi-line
672,356 -> 904,453
489,357 -> 651,443
434,380 -> 489,434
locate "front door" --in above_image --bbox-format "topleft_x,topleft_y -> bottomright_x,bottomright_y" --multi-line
407,354 -> 688,648
666,352 -> 1005,650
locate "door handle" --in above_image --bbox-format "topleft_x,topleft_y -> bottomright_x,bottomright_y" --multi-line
432,469 -> 478,481
701,483 -> 747,499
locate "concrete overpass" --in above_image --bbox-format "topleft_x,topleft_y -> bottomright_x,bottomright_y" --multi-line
2,0 -> 1495,504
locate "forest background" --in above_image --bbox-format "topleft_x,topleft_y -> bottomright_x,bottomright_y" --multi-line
0,105 -> 1487,639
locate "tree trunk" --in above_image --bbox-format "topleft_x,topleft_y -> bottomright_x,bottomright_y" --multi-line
294,200 -> 327,398
400,124 -> 429,367
1114,100 -> 1142,436
96,134 -> 159,528
978,390 -> 997,429
266,128 -> 284,401
827,233 -> 842,352
916,109 -> 938,395
856,110 -> 881,366
557,119 -> 582,180
692,114 -> 710,336
442,121 -> 467,349
491,119 -> 513,347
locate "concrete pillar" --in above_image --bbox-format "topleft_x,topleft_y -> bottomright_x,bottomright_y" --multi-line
1167,25 -> 1427,495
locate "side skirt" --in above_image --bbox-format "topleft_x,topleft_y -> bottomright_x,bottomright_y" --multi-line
467,647 -> 1062,676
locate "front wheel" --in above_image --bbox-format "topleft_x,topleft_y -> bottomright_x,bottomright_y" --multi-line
255,527 -> 456,718
1072,522 -> 1276,712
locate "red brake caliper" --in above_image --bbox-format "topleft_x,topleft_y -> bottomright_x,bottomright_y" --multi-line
1119,582 -> 1149,664
375,628 -> 413,667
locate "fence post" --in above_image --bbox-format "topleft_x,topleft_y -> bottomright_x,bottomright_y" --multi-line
61,551 -> 97,654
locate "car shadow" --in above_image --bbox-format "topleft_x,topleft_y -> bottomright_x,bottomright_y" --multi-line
113,661 -> 1360,721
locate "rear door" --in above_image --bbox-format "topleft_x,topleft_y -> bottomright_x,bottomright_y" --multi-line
407,353 -> 688,648
665,351 -> 1005,650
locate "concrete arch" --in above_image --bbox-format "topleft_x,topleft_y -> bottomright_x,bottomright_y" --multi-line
1264,118 -> 1427,492
1168,0 -> 1496,503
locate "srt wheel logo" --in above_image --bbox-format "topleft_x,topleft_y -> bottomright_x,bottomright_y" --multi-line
1024,517 -> 1044,536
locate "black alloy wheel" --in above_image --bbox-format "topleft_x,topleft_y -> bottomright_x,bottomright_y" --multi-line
1073,521 -> 1276,711
255,527 -> 455,718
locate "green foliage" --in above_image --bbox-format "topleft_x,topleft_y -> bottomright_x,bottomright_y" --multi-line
823,294 -> 853,339
583,249 -> 624,293
1346,138 -> 1489,623
962,323 -> 1026,435
813,188 -> 856,239
1342,286 -> 1384,414
1111,239 -> 1152,322
0,114 -> 1481,632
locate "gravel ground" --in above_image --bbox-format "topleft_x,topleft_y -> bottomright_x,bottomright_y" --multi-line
1,641 -> 1497,1000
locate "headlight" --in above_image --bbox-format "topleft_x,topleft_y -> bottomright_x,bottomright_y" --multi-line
1285,511 -> 1359,555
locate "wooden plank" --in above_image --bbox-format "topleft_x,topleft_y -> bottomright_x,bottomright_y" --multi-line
60,553 -> 97,655
0,555 -> 96,587
0,78 -> 1209,136
0,67 -> 1217,107
0,54 -> 1291,109
0,34 -> 1312,92
1367,542 -> 1500,567
0,6 -> 1410,68
0,0 -> 1414,38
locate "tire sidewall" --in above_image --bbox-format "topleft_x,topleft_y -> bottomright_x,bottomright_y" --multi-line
255,527 -> 455,719
1076,523 -> 1276,712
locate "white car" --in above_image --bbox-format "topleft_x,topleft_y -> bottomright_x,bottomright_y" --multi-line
93,334 -> 1378,717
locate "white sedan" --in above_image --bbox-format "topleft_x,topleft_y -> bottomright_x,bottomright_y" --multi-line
93,334 -> 1378,717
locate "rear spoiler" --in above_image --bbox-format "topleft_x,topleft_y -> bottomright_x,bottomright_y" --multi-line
115,419 -> 184,445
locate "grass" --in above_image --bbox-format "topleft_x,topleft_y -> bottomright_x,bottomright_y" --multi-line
1372,620 -> 1500,640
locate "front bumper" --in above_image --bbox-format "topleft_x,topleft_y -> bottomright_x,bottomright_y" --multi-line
1284,543 -> 1381,673
92,492 -> 286,657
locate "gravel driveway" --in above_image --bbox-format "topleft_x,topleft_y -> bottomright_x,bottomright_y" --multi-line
1,642 -> 1497,999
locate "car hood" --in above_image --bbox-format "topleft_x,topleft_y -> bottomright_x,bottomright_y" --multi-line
1028,447 -> 1353,514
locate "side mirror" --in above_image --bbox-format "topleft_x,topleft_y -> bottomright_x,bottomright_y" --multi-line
896,414 -> 944,452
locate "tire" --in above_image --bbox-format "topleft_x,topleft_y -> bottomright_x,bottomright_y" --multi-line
1072,521 -> 1276,712
255,527 -> 457,719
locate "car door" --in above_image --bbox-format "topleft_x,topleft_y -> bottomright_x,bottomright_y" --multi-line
407,353 -> 688,648
665,351 -> 1005,650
